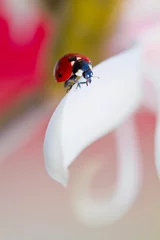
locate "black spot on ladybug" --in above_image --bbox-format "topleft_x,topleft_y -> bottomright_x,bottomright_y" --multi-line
68,56 -> 77,62
58,72 -> 62,78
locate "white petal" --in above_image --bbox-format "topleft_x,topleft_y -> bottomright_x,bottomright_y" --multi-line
140,24 -> 160,111
155,117 -> 160,178
146,68 -> 160,178
151,81 -> 160,180
140,25 -> 160,179
43,44 -> 142,186
70,117 -> 142,226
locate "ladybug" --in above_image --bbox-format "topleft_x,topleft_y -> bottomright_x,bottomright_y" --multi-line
54,53 -> 94,92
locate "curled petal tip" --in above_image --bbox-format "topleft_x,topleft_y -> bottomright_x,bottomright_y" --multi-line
45,164 -> 68,187
70,118 -> 142,226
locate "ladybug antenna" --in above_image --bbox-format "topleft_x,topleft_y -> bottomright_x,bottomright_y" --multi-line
93,76 -> 100,79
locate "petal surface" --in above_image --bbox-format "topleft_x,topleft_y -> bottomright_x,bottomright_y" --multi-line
43,44 -> 142,186
70,117 -> 142,226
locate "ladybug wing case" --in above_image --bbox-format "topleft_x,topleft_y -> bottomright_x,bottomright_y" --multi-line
54,55 -> 73,83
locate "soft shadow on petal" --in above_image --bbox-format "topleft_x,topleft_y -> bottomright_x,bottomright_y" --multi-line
155,117 -> 160,178
138,24 -> 160,180
141,25 -> 160,178
146,68 -> 160,179
43,44 -> 142,186
70,117 -> 142,226
152,81 -> 160,179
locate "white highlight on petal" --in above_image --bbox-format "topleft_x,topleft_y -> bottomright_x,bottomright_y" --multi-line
43,44 -> 142,187
70,117 -> 142,226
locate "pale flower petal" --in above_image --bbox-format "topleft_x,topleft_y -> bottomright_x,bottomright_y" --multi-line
155,116 -> 160,178
146,68 -> 160,179
139,25 -> 160,179
70,117 -> 142,226
43,44 -> 142,186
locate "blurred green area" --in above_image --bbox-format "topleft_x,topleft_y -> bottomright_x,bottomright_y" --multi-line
42,0 -> 124,94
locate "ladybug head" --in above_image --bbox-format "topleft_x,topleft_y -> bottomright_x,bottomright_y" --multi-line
82,68 -> 93,81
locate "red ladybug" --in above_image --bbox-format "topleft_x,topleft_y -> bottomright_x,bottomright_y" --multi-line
54,53 -> 93,92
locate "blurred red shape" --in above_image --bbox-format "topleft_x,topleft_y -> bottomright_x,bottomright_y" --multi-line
0,5 -> 54,112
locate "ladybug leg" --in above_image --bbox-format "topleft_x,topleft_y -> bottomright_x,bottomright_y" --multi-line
66,85 -> 73,93
64,80 -> 71,88
70,74 -> 90,89
76,81 -> 87,89
64,80 -> 73,92
67,75 -> 79,91
85,80 -> 89,86
69,76 -> 83,89
64,75 -> 77,88
88,78 -> 92,84
76,82 -> 81,89
85,78 -> 92,85
77,77 -> 92,88
70,75 -> 77,80
64,75 -> 79,92
71,75 -> 80,85
76,79 -> 90,88
84,78 -> 92,86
